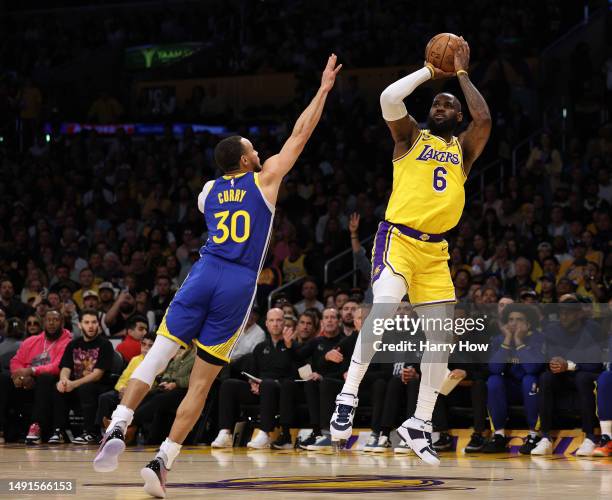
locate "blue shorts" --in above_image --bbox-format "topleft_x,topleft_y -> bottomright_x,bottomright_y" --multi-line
157,254 -> 257,365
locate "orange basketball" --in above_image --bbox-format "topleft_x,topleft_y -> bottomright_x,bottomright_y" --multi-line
425,33 -> 460,73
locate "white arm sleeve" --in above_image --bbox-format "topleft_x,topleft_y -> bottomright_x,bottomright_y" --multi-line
380,66 -> 433,121
197,180 -> 215,214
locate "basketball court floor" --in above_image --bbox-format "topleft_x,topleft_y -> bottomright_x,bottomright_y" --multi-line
1,440 -> 611,499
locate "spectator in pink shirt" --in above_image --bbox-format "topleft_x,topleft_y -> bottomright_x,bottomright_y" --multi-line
9,308 -> 72,444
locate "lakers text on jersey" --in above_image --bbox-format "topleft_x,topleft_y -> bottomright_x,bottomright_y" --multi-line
385,130 -> 465,235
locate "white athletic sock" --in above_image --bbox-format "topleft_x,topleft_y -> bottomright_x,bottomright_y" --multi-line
341,360 -> 369,396
528,430 -> 538,438
157,438 -> 182,469
601,420 -> 612,437
495,429 -> 505,437
108,405 -> 134,433
414,384 -> 438,422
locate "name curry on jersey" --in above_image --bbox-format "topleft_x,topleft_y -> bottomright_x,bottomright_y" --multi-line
217,188 -> 247,204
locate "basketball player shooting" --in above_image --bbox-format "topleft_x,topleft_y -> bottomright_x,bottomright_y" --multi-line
93,54 -> 341,498
330,37 -> 491,465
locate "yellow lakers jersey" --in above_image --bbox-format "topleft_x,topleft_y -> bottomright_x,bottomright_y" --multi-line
385,129 -> 465,234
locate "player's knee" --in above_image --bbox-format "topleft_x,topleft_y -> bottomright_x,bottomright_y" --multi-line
521,375 -> 538,392
487,374 -> 504,392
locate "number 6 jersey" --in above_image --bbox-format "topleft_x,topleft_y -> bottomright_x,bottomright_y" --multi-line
197,171 -> 274,273
384,129 -> 465,234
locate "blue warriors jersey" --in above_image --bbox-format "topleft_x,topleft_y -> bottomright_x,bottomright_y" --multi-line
197,171 -> 274,272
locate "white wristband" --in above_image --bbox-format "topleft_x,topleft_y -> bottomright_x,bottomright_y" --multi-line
380,67 -> 432,121
567,361 -> 577,371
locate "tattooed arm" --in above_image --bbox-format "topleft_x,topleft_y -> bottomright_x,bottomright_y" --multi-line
455,38 -> 492,176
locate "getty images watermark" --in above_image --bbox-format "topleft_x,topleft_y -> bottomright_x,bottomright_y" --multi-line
372,315 -> 489,354
362,302 -> 611,364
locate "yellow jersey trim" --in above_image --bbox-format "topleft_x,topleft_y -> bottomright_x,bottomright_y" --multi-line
253,172 -> 261,187
194,339 -> 230,363
222,172 -> 248,180
455,137 -> 467,179
157,330 -> 189,349
392,131 -> 423,163
157,312 -> 190,348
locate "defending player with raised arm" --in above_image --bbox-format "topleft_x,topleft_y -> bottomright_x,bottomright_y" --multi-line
330,38 -> 490,466
93,55 -> 341,498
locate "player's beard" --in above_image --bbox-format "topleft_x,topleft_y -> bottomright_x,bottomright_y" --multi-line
427,114 -> 458,136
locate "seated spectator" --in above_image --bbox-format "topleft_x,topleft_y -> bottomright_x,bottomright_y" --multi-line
102,289 -> 138,337
9,309 -> 72,444
48,310 -> 114,444
82,290 -> 102,313
24,315 -> 43,337
0,317 -> 24,359
97,282 -> 117,313
72,268 -> 100,310
130,345 -> 195,445
96,333 -> 155,437
0,308 -> 7,340
294,311 -> 319,345
504,257 -> 535,299
535,295 -> 604,455
323,304 -> 389,452
282,240 -> 307,283
483,303 -> 544,454
432,305 -> 489,454
116,315 -> 149,362
150,275 -> 175,327
334,290 -> 350,311
338,300 -> 357,336
1,279 -> 34,320
291,307 -> 344,450
294,278 -> 324,314
229,308 -> 265,376
211,308 -> 295,449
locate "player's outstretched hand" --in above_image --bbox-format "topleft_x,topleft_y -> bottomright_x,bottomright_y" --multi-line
321,54 -> 342,93
454,36 -> 470,73
425,62 -> 455,80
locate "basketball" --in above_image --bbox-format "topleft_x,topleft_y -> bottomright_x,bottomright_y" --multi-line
425,33 -> 460,72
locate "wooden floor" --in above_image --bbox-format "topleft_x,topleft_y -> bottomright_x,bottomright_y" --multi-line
1,443 -> 611,499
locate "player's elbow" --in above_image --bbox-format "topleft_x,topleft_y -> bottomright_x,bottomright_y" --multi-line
380,87 -> 397,108
473,113 -> 492,128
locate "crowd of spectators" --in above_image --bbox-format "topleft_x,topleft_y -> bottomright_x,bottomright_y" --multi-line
0,0 -> 609,454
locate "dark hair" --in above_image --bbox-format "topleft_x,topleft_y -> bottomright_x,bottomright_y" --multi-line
142,331 -> 156,342
214,136 -> 244,172
127,315 -> 149,331
335,289 -> 350,299
501,303 -> 539,330
79,308 -> 99,321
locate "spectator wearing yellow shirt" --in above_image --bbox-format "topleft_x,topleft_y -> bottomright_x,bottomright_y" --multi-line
72,268 -> 100,310
282,240 -> 307,283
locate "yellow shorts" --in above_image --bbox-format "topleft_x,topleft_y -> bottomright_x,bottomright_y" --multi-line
371,221 -> 455,305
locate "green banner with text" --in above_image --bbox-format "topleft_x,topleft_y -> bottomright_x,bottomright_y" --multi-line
125,43 -> 204,70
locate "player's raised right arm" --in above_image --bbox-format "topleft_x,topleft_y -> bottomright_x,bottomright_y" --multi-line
259,54 -> 341,200
380,64 -> 451,158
